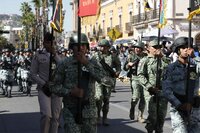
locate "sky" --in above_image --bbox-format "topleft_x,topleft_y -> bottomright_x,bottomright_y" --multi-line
0,0 -> 73,32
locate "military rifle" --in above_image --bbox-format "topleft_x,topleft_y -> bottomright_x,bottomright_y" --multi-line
100,58 -> 116,78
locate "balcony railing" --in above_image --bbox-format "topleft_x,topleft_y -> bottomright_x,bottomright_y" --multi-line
132,9 -> 159,24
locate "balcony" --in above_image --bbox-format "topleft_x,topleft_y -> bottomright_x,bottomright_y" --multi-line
125,22 -> 133,33
115,25 -> 123,32
107,27 -> 111,33
132,9 -> 159,24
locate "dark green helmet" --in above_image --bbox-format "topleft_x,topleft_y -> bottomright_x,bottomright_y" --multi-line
98,39 -> 111,47
68,32 -> 89,49
173,37 -> 193,53
133,41 -> 144,49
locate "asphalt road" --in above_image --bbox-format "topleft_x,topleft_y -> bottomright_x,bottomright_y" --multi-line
0,81 -> 172,133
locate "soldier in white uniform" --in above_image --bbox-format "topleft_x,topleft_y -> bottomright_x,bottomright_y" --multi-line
30,32 -> 62,133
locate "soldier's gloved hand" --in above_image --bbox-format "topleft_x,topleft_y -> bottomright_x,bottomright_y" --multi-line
42,82 -> 52,97
148,87 -> 159,95
177,103 -> 192,112
70,87 -> 84,98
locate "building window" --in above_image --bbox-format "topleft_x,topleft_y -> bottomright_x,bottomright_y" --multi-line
110,18 -> 113,28
119,15 -> 122,30
102,20 -> 105,33
85,26 -> 87,34
129,12 -> 133,22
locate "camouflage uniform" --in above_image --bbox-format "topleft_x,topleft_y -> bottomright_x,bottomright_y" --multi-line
124,42 -> 147,122
162,37 -> 200,133
93,39 -> 121,126
49,33 -> 112,133
137,40 -> 169,133
49,55 -> 109,133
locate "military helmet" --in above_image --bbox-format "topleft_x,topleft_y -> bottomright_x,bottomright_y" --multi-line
3,48 -> 10,53
133,41 -> 144,49
98,39 -> 111,47
173,37 -> 193,53
68,32 -> 89,50
24,48 -> 32,52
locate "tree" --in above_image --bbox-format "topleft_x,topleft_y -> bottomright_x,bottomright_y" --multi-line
0,25 -> 8,49
20,2 -> 35,49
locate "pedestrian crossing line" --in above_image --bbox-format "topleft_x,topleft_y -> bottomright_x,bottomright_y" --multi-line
110,103 -> 172,129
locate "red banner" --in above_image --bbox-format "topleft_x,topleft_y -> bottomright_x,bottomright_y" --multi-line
79,0 -> 99,17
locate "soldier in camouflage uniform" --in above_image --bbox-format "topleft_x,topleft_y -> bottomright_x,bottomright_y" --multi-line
93,39 -> 121,126
137,40 -> 169,133
162,37 -> 200,133
49,33 -> 112,133
124,41 -> 147,122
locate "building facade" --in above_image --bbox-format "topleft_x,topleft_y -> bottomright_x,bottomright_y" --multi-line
71,0 -> 200,45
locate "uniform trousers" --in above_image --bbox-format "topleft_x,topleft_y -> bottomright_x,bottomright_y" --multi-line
38,90 -> 62,133
170,106 -> 200,133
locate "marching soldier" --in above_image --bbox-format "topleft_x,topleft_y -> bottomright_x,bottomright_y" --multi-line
94,39 -> 121,126
162,37 -> 200,133
0,49 -> 14,98
30,32 -> 62,133
124,41 -> 147,122
137,40 -> 169,133
15,49 -> 25,92
49,33 -> 112,133
21,49 -> 32,96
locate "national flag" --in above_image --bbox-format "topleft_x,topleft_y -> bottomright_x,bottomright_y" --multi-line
187,8 -> 200,20
158,0 -> 167,28
50,0 -> 64,33
144,0 -> 152,11
188,1 -> 200,20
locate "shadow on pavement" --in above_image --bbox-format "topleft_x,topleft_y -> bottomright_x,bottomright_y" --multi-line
0,112 -> 64,133
97,118 -> 145,133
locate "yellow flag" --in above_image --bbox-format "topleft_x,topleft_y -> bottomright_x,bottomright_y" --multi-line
50,0 -> 64,33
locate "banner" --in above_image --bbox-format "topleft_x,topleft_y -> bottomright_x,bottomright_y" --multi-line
79,0 -> 99,17
187,0 -> 200,20
50,0 -> 64,33
158,0 -> 167,28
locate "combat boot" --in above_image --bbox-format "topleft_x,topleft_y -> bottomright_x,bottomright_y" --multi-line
7,90 -> 12,98
97,109 -> 101,125
137,111 -> 146,123
129,101 -> 136,120
102,111 -> 109,126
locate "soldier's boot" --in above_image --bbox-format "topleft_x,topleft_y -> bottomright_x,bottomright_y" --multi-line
26,86 -> 31,96
4,86 -> 8,97
7,90 -> 11,98
96,100 -> 102,125
102,111 -> 109,126
137,111 -> 146,123
129,101 -> 136,120
97,110 -> 101,125
147,130 -> 153,133
2,88 -> 5,95
8,86 -> 12,98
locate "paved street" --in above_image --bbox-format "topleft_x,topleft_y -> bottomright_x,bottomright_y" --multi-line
0,81 -> 172,133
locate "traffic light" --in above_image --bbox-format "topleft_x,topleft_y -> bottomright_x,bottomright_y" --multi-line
0,30 -> 10,34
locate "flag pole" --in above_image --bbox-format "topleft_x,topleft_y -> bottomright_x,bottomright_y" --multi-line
76,0 -> 83,124
49,0 -> 55,81
155,0 -> 162,131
